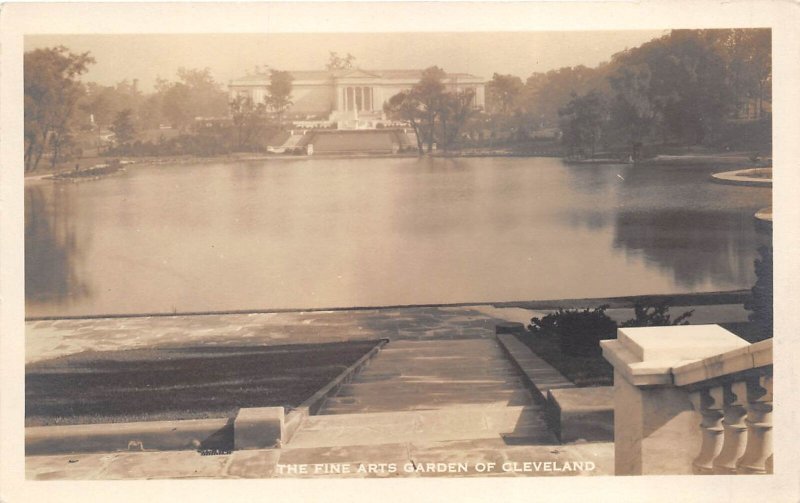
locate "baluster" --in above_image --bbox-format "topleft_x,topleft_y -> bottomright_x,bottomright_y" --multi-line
737,375 -> 773,474
713,382 -> 749,474
689,387 -> 724,474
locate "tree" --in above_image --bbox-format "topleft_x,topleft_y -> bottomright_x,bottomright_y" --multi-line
111,108 -> 136,145
558,91 -> 607,158
486,73 -> 524,116
610,30 -> 735,145
412,66 -> 446,152
230,94 -> 267,149
524,64 -> 612,130
326,52 -> 356,71
24,46 -> 95,171
384,90 -> 425,154
608,63 -> 657,160
266,69 -> 293,127
176,67 -> 229,118
161,82 -> 193,130
439,89 -> 477,150
711,29 -> 771,119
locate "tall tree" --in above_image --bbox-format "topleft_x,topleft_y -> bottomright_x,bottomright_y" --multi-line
24,46 -> 95,171
611,30 -> 735,144
176,67 -> 229,118
608,63 -> 657,160
412,66 -> 446,152
229,94 -> 267,149
161,82 -> 193,130
486,73 -> 524,116
559,91 -> 607,158
383,90 -> 425,154
111,108 -> 136,145
266,70 -> 294,127
439,89 -> 477,150
524,64 -> 612,130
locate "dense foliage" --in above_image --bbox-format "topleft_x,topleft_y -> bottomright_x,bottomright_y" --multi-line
24,46 -> 95,171
744,246 -> 773,338
24,28 -> 771,169
528,302 -> 695,357
529,306 -> 617,356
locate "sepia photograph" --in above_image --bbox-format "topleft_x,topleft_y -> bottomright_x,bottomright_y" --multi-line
2,1 -> 799,502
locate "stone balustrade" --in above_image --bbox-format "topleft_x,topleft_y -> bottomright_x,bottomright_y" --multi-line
601,325 -> 772,475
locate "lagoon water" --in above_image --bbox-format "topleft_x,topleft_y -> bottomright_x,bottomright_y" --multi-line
25,157 -> 771,318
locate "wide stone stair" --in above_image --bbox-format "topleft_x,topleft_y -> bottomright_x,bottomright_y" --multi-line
287,339 -> 557,449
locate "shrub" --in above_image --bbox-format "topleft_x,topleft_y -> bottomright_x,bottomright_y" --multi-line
744,245 -> 773,338
528,305 -> 618,357
527,301 -> 695,358
619,301 -> 694,328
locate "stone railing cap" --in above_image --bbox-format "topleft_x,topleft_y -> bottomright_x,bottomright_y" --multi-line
602,325 -> 753,387
618,325 -> 749,361
672,338 -> 772,387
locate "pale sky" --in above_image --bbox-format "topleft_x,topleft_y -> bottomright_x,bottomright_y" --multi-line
26,31 -> 666,91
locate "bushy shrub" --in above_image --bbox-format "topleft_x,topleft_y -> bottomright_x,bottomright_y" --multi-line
619,301 -> 693,328
528,305 -> 618,357
106,133 -> 232,157
527,301 -> 695,357
744,245 -> 773,338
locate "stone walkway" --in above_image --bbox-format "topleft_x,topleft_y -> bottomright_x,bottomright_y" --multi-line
27,334 -> 612,479
25,302 -> 751,479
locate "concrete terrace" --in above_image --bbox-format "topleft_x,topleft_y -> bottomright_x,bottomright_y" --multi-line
25,303 -> 750,479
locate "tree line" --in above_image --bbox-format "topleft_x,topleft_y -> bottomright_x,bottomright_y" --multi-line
482,29 -> 771,159
24,29 -> 771,171
23,45 -> 296,171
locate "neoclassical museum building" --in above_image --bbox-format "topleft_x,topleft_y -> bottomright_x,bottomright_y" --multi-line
228,68 -> 486,129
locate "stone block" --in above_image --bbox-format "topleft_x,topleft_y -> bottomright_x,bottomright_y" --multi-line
234,407 -> 285,450
495,322 -> 525,335
617,325 -> 749,362
546,387 -> 613,443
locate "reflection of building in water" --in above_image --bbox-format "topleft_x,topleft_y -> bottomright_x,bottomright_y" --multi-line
228,69 -> 485,130
612,208 -> 770,289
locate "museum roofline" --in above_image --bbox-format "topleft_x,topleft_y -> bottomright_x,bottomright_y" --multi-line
230,68 -> 484,84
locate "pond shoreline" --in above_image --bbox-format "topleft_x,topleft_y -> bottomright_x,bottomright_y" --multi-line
26,289 -> 750,322
24,149 -> 765,183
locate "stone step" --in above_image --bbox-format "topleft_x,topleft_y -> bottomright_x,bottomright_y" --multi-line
289,405 -> 554,448
358,367 -> 518,379
336,382 -> 526,397
336,382 -> 527,397
319,389 -> 535,413
365,360 -> 514,368
371,346 -> 508,356
353,374 -> 525,386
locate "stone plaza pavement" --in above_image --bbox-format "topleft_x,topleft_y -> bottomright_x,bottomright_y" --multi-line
25,303 -> 749,479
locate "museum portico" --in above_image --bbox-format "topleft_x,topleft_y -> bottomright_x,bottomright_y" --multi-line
229,68 -> 485,129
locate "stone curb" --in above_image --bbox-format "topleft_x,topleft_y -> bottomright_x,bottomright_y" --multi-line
710,168 -> 772,187
25,417 -> 230,456
495,330 -> 575,403
282,338 -> 390,444
25,339 -> 390,455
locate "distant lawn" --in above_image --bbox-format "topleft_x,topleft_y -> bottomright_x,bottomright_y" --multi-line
26,340 -> 380,427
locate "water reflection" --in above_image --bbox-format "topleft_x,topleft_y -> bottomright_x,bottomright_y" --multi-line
24,157 -> 772,317
613,208 -> 765,289
25,186 -> 89,303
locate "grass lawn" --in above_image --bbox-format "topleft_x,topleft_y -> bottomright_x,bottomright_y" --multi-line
26,340 -> 380,427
